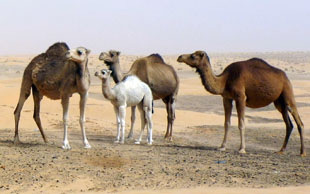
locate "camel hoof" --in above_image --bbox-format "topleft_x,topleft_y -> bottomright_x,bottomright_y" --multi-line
238,149 -> 246,154
127,135 -> 134,140
301,152 -> 306,157
147,142 -> 152,145
134,141 -> 140,145
62,144 -> 71,150
14,137 -> 21,145
276,150 -> 284,155
84,143 -> 91,149
164,136 -> 173,141
218,146 -> 226,151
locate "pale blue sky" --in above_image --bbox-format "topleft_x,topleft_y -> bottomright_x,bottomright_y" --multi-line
0,0 -> 309,55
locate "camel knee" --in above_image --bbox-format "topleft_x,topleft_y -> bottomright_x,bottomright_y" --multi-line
63,118 -> 69,126
167,114 -> 175,123
14,105 -> 19,116
131,114 -> 135,122
14,106 -> 20,119
79,117 -> 85,125
33,110 -> 40,120
120,119 -> 125,128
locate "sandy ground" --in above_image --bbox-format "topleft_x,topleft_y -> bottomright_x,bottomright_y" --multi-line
0,52 -> 310,193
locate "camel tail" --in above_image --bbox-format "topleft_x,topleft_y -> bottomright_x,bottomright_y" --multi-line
152,100 -> 154,114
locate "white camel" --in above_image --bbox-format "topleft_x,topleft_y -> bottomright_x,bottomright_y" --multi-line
95,69 -> 153,145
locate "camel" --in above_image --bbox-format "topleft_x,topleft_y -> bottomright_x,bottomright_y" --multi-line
95,69 -> 153,145
99,50 -> 179,140
13,42 -> 91,150
177,51 -> 305,156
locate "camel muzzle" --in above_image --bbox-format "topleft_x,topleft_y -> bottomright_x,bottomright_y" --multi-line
177,55 -> 183,63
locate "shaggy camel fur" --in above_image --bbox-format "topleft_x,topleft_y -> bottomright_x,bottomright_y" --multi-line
14,42 -> 91,149
178,51 -> 305,156
95,69 -> 153,145
99,50 -> 179,140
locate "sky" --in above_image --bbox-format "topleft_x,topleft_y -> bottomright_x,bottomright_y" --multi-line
0,0 -> 309,55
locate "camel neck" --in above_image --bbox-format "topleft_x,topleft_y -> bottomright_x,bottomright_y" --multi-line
101,77 -> 116,100
196,61 -> 225,95
109,60 -> 123,83
76,59 -> 90,91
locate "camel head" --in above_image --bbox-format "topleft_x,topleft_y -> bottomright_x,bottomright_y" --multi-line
94,69 -> 112,80
99,50 -> 121,69
66,47 -> 91,64
177,51 -> 210,69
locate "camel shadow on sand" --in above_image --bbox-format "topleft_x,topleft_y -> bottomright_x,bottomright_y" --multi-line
0,139 -> 56,149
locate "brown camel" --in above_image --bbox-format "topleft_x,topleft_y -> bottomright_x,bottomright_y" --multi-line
177,51 -> 305,156
99,50 -> 179,140
14,42 -> 91,149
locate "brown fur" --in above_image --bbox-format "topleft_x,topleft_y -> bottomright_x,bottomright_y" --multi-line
14,42 -> 91,148
99,51 -> 179,139
178,51 -> 305,156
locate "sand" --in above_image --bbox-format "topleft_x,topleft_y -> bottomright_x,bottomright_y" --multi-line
0,52 -> 310,193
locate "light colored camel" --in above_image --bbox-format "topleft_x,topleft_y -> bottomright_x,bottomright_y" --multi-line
99,50 -> 179,140
14,42 -> 91,149
95,69 -> 153,145
178,51 -> 305,156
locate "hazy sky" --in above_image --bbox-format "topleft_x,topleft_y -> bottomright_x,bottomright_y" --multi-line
0,0 -> 309,55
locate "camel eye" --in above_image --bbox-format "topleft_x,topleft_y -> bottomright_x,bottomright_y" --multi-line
77,50 -> 82,56
110,53 -> 114,57
101,70 -> 105,74
190,54 -> 195,59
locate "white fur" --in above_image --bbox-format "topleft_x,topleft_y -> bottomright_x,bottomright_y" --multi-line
96,70 -> 153,145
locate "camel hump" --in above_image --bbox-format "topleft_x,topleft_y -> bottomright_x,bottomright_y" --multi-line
147,53 -> 165,63
248,57 -> 268,64
248,58 -> 283,71
45,42 -> 69,57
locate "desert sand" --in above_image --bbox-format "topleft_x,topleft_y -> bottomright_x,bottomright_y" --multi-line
0,52 -> 310,193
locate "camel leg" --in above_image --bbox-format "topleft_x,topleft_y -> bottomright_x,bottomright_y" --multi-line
32,85 -> 47,143
163,96 -> 175,141
119,105 -> 126,144
274,99 -> 293,155
235,96 -> 246,154
145,106 -> 153,145
169,96 -> 176,139
61,97 -> 71,149
289,105 -> 306,157
114,106 -> 121,143
14,82 -> 32,144
163,100 -> 170,139
127,106 -> 136,139
79,92 -> 91,148
135,104 -> 146,144
219,98 -> 233,151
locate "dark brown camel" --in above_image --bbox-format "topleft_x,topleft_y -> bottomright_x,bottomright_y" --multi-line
14,42 -> 91,149
177,51 -> 305,156
99,50 -> 179,140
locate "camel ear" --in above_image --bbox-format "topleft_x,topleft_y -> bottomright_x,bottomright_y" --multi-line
86,49 -> 91,55
116,51 -> 121,56
200,51 -> 210,63
107,70 -> 112,74
99,52 -> 104,60
94,72 -> 98,77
